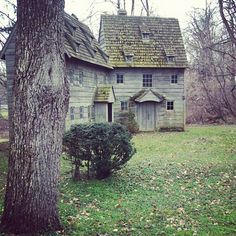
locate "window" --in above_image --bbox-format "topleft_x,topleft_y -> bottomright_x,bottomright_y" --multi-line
167,56 -> 175,63
79,71 -> 84,85
116,74 -> 124,84
143,74 -> 152,87
79,106 -> 84,119
167,101 -> 174,110
70,106 -> 75,120
142,32 -> 150,40
125,55 -> 133,63
94,74 -> 98,85
171,74 -> 178,84
121,101 -> 128,111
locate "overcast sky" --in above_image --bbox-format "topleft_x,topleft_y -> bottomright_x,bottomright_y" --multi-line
65,0 -> 215,34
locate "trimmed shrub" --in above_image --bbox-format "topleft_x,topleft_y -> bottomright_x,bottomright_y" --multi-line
116,111 -> 139,134
63,123 -> 136,180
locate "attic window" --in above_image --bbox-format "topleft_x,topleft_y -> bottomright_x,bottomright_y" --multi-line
125,55 -> 134,63
167,56 -> 175,63
142,32 -> 150,40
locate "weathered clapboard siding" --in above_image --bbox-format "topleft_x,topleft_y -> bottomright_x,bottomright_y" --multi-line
109,68 -> 185,130
65,58 -> 111,128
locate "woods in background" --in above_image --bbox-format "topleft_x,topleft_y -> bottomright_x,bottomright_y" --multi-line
185,1 -> 236,124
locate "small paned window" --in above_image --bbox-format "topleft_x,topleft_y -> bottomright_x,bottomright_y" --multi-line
125,55 -> 133,63
79,106 -> 84,119
70,106 -> 75,120
167,101 -> 174,110
142,32 -> 150,40
116,74 -> 124,84
167,56 -> 175,63
171,74 -> 178,84
143,74 -> 152,87
121,101 -> 128,111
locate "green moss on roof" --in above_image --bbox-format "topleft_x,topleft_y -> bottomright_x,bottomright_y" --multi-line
100,15 -> 188,68
94,85 -> 114,102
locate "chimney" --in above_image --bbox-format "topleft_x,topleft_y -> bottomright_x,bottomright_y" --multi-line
117,9 -> 127,16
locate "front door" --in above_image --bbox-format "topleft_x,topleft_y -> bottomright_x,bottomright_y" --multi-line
137,102 -> 156,131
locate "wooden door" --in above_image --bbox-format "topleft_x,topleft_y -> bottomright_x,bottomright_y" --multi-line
138,102 -> 156,131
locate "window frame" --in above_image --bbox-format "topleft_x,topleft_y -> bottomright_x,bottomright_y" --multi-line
79,106 -> 84,119
142,32 -> 150,40
116,74 -> 124,84
166,101 -> 174,111
120,101 -> 128,111
70,106 -> 75,120
125,55 -> 134,63
143,74 -> 153,87
171,74 -> 178,84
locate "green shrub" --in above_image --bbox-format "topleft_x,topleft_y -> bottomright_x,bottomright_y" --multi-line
116,111 -> 139,134
63,123 -> 136,180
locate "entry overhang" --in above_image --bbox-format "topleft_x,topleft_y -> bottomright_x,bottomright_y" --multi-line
134,89 -> 165,103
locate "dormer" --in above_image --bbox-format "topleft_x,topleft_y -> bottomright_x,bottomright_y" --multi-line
139,23 -> 150,41
123,45 -> 134,64
164,47 -> 176,63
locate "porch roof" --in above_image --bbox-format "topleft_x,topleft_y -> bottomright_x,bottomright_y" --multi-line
94,85 -> 115,103
133,89 -> 165,103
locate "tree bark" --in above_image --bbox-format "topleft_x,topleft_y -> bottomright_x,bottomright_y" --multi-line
0,0 -> 69,234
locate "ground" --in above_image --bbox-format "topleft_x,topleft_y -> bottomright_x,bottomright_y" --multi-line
0,126 -> 235,235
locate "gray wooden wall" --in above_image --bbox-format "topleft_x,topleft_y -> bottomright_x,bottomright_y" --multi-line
108,68 -> 185,130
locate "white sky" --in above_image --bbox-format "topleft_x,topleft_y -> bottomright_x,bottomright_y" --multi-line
65,0 -> 215,35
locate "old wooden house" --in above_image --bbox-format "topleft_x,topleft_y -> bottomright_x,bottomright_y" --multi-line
99,10 -> 188,131
1,10 -> 188,131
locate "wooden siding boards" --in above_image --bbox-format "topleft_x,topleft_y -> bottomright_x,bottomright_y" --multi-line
109,67 -> 185,130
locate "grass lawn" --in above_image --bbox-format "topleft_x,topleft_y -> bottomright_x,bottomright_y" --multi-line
0,126 -> 236,235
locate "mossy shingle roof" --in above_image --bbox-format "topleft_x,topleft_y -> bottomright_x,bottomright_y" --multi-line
94,85 -> 115,102
99,15 -> 188,68
64,14 -> 112,69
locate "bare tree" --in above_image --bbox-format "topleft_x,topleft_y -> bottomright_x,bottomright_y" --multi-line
0,0 -> 69,234
185,3 -> 236,124
218,0 -> 236,45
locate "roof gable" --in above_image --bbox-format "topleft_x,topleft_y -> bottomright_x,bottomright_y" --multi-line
99,15 -> 188,68
133,89 -> 165,103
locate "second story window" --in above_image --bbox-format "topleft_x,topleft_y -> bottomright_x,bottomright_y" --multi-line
121,101 -> 128,111
167,101 -> 174,110
143,74 -> 152,87
171,74 -> 178,84
116,74 -> 124,84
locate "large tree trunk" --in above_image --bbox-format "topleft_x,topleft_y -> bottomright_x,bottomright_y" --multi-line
0,0 -> 69,234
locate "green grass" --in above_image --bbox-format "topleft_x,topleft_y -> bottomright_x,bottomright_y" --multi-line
0,126 -> 236,235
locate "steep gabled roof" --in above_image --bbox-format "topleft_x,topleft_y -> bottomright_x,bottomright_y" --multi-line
99,14 -> 188,68
1,13 -> 113,70
64,14 -> 112,69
